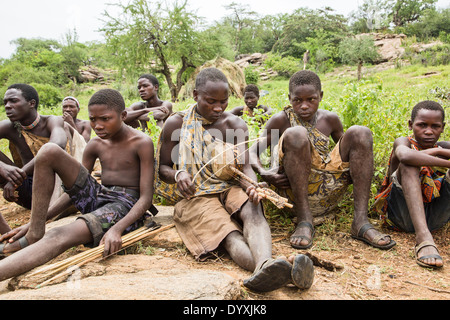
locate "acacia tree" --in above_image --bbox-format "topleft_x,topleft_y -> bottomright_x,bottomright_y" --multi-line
389,0 -> 437,27
339,36 -> 380,80
101,0 -> 217,101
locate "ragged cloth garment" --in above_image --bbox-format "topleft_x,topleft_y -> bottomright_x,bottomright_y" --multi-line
154,104 -> 240,204
271,106 -> 350,224
373,136 -> 448,227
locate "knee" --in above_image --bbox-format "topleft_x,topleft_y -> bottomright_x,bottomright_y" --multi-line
345,126 -> 373,147
283,126 -> 309,151
35,143 -> 64,165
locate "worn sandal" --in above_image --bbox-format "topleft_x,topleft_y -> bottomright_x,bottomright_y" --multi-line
290,221 -> 315,250
351,223 -> 396,250
291,254 -> 314,289
0,236 -> 29,257
243,257 -> 292,292
415,241 -> 443,269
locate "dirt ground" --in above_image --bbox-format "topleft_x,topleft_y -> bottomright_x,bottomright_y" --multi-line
0,197 -> 448,301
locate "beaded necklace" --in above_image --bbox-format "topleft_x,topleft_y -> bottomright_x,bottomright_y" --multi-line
20,113 -> 41,131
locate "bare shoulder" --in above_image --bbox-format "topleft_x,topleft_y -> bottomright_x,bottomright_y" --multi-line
223,111 -> 246,130
437,141 -> 450,149
162,100 -> 173,108
264,110 -> 289,130
318,109 -> 340,124
43,114 -> 65,128
393,136 -> 411,149
163,113 -> 183,131
0,119 -> 16,137
229,106 -> 244,115
128,101 -> 145,110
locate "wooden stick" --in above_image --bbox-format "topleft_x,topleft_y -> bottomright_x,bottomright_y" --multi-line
29,224 -> 175,288
227,166 -> 293,209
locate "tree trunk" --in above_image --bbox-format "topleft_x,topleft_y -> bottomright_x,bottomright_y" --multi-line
357,60 -> 363,81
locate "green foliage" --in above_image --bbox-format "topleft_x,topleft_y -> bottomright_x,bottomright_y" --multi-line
397,7 -> 450,40
31,83 -> 63,109
263,53 -> 301,78
273,7 -> 349,60
244,66 -> 259,84
390,0 -> 438,27
339,36 -> 380,66
101,0 -> 219,101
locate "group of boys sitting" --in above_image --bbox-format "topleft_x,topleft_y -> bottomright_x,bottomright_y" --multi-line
0,68 -> 446,294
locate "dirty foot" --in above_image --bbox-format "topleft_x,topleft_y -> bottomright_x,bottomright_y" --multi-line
290,221 -> 315,250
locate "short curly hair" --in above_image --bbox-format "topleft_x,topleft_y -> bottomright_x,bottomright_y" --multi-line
289,70 -> 322,93
411,100 -> 445,123
244,84 -> 260,97
139,74 -> 159,88
88,89 -> 125,113
7,83 -> 39,109
195,68 -> 229,91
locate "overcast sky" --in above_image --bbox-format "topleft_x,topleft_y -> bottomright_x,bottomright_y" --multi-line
0,0 -> 448,59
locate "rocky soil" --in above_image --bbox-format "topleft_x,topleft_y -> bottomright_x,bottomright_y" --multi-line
0,198 -> 448,301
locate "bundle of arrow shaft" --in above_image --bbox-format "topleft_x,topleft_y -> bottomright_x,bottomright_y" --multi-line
227,166 -> 293,209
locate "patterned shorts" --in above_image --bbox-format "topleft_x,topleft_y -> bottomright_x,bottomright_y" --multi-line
63,165 -> 150,247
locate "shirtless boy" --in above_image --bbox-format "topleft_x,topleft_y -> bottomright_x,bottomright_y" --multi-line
0,84 -> 68,233
0,89 -> 155,281
156,68 -> 314,292
125,74 -> 173,130
62,96 -> 92,142
230,84 -> 272,120
374,100 -> 450,268
250,70 -> 395,250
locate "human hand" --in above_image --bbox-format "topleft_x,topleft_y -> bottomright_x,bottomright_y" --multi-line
260,168 -> 290,189
176,171 -> 196,200
100,228 -> 123,257
0,164 -> 26,188
0,223 -> 29,243
62,112 -> 76,127
246,185 -> 264,204
3,181 -> 19,202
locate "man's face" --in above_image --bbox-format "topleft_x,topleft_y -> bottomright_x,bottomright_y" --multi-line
194,81 -> 229,123
409,109 -> 445,149
62,99 -> 79,119
3,89 -> 36,122
137,78 -> 158,101
289,84 -> 323,122
244,92 -> 259,109
88,104 -> 126,140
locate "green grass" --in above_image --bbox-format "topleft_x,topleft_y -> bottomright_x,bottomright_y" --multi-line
0,63 -> 448,227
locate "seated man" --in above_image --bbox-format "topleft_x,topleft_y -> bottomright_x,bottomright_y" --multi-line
374,100 -> 450,269
250,70 -> 395,250
230,84 -> 272,121
62,96 -> 92,142
0,84 -> 70,234
155,67 -> 314,293
125,74 -> 173,130
0,89 -> 155,281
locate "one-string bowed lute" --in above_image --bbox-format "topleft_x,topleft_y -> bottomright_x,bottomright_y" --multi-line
201,141 -> 293,209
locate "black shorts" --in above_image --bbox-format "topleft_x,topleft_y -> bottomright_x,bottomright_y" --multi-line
386,179 -> 450,232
